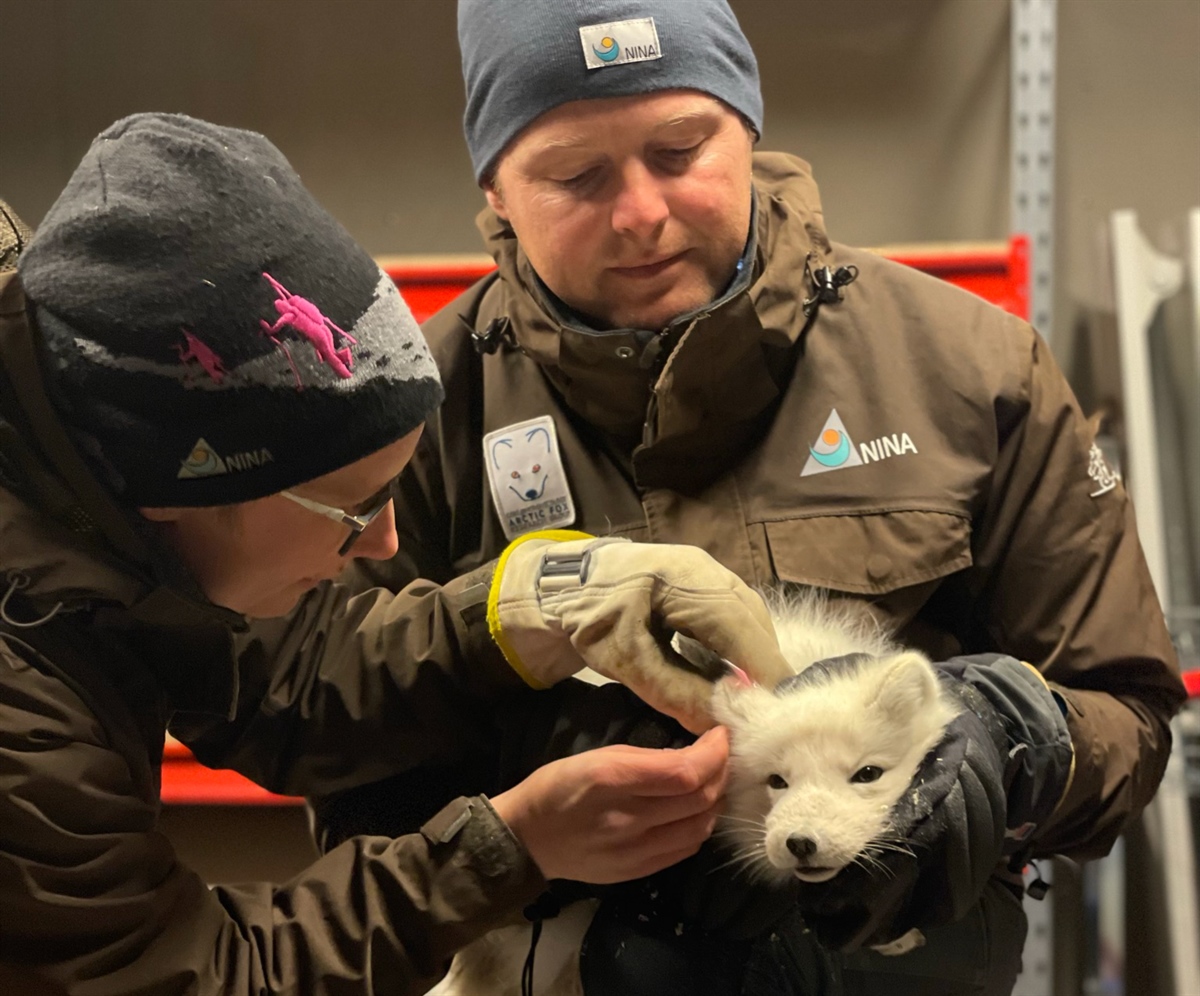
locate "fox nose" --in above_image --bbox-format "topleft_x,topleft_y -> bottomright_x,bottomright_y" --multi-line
524,489 -> 539,499
787,835 -> 818,860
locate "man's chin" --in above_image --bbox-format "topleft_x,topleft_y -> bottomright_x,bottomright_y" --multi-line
604,288 -> 718,333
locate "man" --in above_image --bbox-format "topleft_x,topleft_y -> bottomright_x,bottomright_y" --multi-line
327,1 -> 1187,992
0,116 -> 792,995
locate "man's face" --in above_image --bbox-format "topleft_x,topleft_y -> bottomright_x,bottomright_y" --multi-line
487,90 -> 754,332
140,426 -> 423,618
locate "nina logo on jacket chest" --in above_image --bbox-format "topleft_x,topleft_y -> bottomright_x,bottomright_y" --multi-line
801,409 -> 918,478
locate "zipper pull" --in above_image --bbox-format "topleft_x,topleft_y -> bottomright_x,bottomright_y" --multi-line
637,327 -> 672,370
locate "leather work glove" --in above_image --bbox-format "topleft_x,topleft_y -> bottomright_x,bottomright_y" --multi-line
792,654 -> 1074,952
487,530 -> 792,733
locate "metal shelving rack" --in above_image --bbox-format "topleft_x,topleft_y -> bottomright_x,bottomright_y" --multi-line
1010,5 -> 1058,991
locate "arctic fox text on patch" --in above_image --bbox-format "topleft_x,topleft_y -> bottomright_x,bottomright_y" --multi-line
427,589 -> 961,996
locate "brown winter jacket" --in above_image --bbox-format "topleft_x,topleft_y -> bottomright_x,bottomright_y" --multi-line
361,153 -> 1186,863
0,257 -> 546,992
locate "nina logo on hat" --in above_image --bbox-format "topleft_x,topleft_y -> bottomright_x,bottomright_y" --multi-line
579,18 -> 662,70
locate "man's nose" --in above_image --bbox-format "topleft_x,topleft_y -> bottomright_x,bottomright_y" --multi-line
353,502 -> 399,562
610,160 -> 669,239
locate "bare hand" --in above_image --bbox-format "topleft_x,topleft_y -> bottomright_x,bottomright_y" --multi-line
491,726 -> 730,883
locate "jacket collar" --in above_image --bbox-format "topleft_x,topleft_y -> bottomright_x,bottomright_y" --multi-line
0,270 -> 243,717
476,152 -> 832,490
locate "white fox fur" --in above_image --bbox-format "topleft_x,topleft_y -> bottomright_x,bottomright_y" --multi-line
427,590 -> 959,995
710,590 -> 960,886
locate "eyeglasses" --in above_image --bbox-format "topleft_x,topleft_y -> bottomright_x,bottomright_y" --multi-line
280,484 -> 394,556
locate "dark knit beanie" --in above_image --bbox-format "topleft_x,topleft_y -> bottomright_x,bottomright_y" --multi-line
18,113 -> 444,507
459,0 -> 763,181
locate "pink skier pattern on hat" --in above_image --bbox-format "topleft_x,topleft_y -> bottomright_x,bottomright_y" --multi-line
176,329 -> 227,385
259,271 -> 357,388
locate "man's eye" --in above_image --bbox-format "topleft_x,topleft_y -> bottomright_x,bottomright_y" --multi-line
658,144 -> 702,168
850,766 -> 885,784
767,773 -> 788,790
556,167 -> 601,190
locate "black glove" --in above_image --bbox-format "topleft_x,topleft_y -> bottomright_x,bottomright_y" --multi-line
793,654 -> 1073,952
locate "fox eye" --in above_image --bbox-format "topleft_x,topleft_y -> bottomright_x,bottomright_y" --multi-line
532,464 -> 541,473
511,471 -> 520,479
851,765 -> 884,784
767,773 -> 788,790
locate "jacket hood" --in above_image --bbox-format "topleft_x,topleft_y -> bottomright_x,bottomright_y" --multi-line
0,267 -> 242,715
475,152 -> 833,485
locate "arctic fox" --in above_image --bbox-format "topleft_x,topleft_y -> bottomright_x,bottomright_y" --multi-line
427,590 -> 960,996
709,590 -> 961,887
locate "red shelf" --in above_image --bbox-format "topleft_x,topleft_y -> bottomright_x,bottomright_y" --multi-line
162,736 -> 301,806
380,238 -> 1029,325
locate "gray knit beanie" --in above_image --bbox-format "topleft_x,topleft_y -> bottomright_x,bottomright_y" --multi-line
459,0 -> 763,181
18,113 -> 443,508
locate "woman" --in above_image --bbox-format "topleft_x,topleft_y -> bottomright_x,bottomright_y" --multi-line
0,115 -> 786,995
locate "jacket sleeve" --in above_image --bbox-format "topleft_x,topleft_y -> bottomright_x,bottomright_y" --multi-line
971,317 -> 1186,860
0,642 -> 545,996
172,567 -> 526,799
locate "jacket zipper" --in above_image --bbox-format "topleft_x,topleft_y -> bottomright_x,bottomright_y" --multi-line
640,314 -> 707,448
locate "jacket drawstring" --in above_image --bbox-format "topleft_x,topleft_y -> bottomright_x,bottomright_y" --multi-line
1,571 -> 63,628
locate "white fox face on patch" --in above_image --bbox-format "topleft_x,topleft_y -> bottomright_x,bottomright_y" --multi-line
484,416 -> 577,540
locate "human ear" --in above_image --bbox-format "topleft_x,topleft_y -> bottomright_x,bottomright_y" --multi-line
483,175 -> 509,220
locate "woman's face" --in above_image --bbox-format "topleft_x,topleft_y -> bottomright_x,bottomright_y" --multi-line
141,426 -> 423,618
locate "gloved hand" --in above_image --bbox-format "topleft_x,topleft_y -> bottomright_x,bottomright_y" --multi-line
487,530 -> 792,733
793,654 -> 1074,952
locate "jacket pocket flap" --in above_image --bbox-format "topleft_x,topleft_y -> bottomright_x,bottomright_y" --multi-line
764,510 -> 972,595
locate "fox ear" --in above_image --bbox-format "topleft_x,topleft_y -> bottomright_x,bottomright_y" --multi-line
870,652 -> 940,724
711,679 -> 769,727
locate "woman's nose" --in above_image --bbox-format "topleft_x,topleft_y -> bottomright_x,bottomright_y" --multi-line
351,502 -> 399,562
